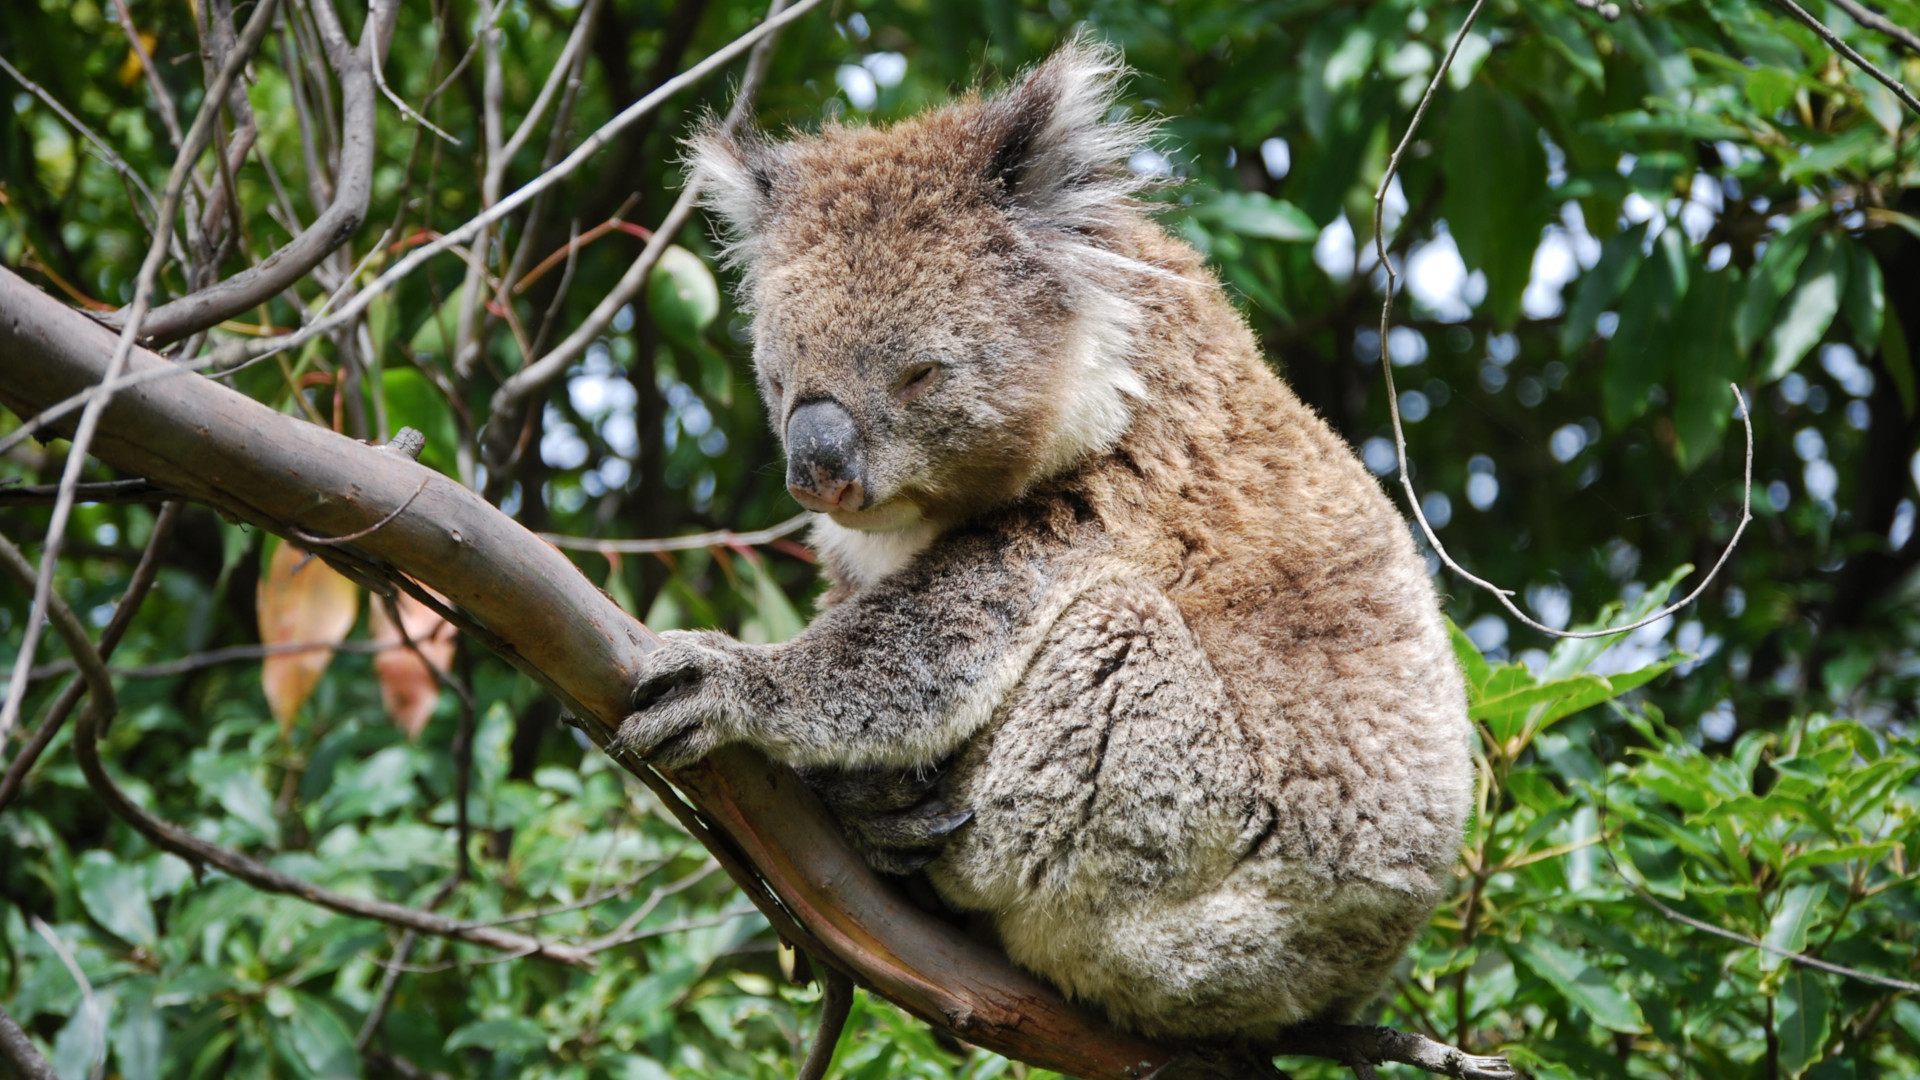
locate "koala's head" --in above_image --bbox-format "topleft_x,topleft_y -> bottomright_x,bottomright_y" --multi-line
687,39 -> 1157,532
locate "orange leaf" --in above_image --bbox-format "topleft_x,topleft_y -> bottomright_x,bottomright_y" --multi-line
118,31 -> 158,87
256,540 -> 360,732
369,592 -> 457,740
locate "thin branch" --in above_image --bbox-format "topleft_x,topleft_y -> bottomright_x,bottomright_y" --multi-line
539,513 -> 811,554
111,0 -> 381,345
0,479 -> 170,506
0,503 -> 179,813
482,0 -> 794,457
1826,0 -> 1920,55
26,639 -> 386,685
0,1001 -> 59,1080
1768,0 -> 1920,115
355,876 -> 460,1051
27,916 -> 105,1080
0,531 -> 597,967
291,478 -> 430,545
200,0 -> 827,373
797,970 -> 854,1080
1370,0 -> 1754,641
0,0 -> 282,748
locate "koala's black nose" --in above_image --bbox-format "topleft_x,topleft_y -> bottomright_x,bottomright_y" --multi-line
786,399 -> 867,513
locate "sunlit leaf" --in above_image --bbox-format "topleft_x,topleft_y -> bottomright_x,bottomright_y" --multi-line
257,539 -> 360,733
1509,938 -> 1647,1033
1760,232 -> 1845,382
649,245 -> 721,348
75,851 -> 157,947
369,591 -> 457,741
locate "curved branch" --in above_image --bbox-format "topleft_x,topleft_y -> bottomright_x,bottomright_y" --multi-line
0,1002 -> 59,1080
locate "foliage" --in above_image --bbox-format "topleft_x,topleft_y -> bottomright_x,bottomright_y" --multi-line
2,0 -> 1918,1077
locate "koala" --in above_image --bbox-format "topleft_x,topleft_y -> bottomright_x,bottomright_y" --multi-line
617,40 -> 1474,1043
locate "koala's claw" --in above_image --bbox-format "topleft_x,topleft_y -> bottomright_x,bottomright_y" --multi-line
616,633 -> 747,769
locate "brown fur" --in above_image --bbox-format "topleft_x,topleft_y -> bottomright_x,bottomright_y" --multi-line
618,40 -> 1473,1041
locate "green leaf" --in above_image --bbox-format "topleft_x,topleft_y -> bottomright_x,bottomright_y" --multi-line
1745,67 -> 1796,114
1760,232 -> 1845,382
1762,883 -> 1827,971
113,985 -> 166,1080
1560,223 -> 1648,355
1883,305 -> 1915,416
76,851 -> 157,946
377,366 -> 460,476
1443,82 -> 1547,328
1735,210 -> 1820,354
1777,968 -> 1832,1077
1448,618 -> 1493,697
1190,191 -> 1319,241
648,245 -> 720,348
444,1017 -> 548,1055
1603,227 -> 1688,429
1840,235 -> 1885,355
407,283 -> 466,357
1523,0 -> 1604,86
1669,268 -> 1745,470
52,995 -> 106,1080
275,992 -> 363,1080
1509,938 -> 1648,1033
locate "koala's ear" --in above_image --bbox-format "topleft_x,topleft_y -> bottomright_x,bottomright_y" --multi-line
685,123 -> 781,243
980,36 -> 1149,218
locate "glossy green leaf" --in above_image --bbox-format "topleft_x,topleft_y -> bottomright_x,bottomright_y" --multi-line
76,851 -> 157,946
1763,883 -> 1828,971
1510,938 -> 1648,1033
1669,268 -> 1744,470
1191,191 -> 1318,241
1760,233 -> 1845,383
1840,235 -> 1885,355
1777,968 -> 1832,1077
1735,211 -> 1821,354
276,993 -> 363,1080
1443,81 -> 1547,328
648,245 -> 721,348
444,1017 -> 548,1055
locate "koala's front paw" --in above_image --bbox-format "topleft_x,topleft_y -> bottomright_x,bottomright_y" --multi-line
617,631 -> 757,768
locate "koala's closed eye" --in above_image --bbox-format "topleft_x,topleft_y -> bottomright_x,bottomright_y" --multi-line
893,361 -> 943,403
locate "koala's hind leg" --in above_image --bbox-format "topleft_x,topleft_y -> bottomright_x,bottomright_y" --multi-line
794,760 -> 973,875
932,579 -> 1261,916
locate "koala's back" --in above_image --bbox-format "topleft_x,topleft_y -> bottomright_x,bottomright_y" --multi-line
926,224 -> 1473,1040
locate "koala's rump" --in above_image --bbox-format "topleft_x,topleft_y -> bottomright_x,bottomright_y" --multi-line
924,577 -> 1452,1039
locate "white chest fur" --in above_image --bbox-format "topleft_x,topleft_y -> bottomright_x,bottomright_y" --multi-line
811,516 -> 942,590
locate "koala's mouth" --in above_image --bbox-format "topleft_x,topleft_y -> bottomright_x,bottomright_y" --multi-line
823,496 -> 925,532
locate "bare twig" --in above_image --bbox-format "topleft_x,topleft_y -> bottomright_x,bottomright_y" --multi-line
482,0 -> 795,458
1826,0 -> 1920,55
0,479 -> 169,506
539,513 -> 811,554
111,0 -> 381,345
0,1002 -> 59,1080
200,0 -> 827,373
0,503 -> 179,814
0,0 -> 282,748
355,876 -> 461,1051
27,916 -> 105,1080
291,478 -> 430,545
1768,0 -> 1920,115
1371,0 -> 1754,641
797,970 -> 855,1080
26,639 -> 386,686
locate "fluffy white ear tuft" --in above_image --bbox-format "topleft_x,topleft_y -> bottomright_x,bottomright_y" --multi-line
684,124 -> 778,257
981,35 -> 1156,230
